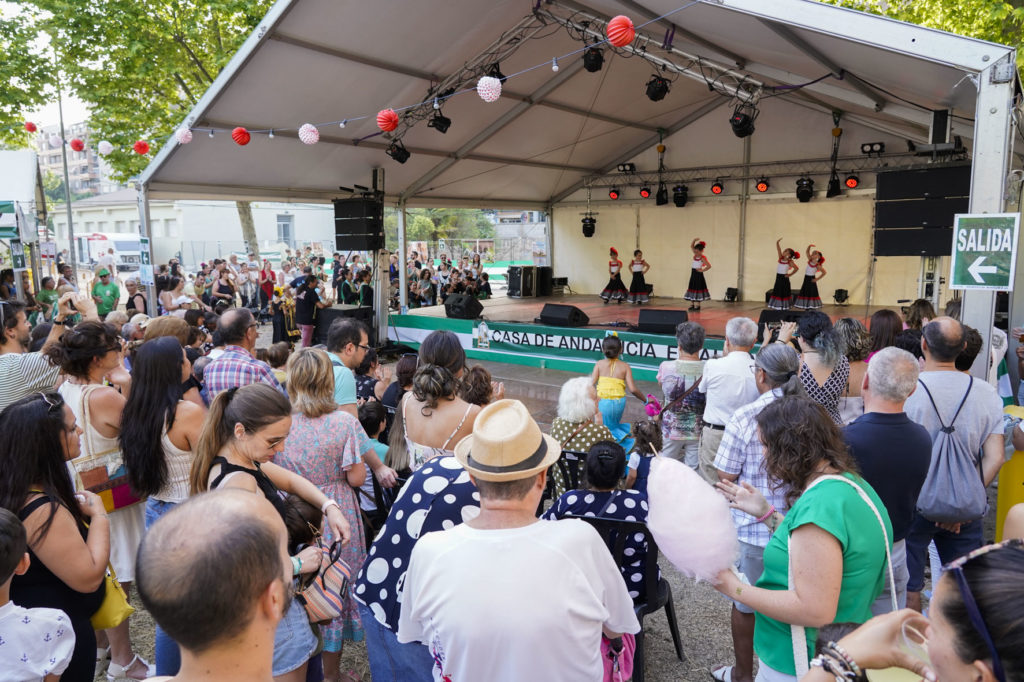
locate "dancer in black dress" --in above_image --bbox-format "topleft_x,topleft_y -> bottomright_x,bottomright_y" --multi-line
684,238 -> 711,311
768,238 -> 800,310
627,249 -> 651,304
794,244 -> 826,309
600,247 -> 627,304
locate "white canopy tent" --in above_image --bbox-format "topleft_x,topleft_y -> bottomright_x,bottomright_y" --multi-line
137,0 -> 1022,377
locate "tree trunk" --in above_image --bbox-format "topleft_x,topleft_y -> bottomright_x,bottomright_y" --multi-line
236,200 -> 259,259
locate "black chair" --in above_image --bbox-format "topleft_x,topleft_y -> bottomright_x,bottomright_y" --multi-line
579,517 -> 685,681
540,450 -> 587,511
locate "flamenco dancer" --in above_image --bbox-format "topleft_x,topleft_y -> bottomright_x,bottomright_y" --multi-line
627,249 -> 651,304
684,238 -> 712,311
600,247 -> 627,304
767,238 -> 800,310
794,244 -> 827,309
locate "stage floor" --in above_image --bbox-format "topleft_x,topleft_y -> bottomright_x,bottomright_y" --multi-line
408,294 -> 883,338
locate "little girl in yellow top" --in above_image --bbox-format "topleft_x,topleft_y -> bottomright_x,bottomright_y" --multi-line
590,335 -> 648,450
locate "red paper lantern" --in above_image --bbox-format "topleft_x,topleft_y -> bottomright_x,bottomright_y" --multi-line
133,140 -> 150,155
69,138 -> 85,152
606,15 -> 636,48
24,121 -> 37,133
377,109 -> 399,132
231,127 -> 251,146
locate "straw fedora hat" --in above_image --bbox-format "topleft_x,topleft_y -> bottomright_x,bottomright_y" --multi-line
453,399 -> 561,482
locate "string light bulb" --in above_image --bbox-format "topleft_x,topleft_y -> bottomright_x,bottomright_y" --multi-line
268,130 -> 275,139
551,58 -> 559,72
339,120 -> 347,129
208,130 -> 215,138
433,98 -> 440,110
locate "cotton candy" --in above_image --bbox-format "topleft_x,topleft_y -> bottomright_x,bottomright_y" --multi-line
646,455 -> 738,583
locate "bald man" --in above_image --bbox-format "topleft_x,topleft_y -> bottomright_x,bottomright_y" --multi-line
137,490 -> 292,682
203,308 -> 286,397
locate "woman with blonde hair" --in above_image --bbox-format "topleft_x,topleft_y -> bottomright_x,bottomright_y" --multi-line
276,349 -> 369,682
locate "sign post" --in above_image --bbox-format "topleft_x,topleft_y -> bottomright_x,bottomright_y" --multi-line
949,213 -> 1020,291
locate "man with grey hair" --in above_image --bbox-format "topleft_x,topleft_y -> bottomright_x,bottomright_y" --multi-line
657,321 -> 706,466
842,346 -> 932,614
697,317 -> 758,483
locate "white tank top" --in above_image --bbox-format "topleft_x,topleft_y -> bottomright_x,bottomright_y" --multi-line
806,264 -> 818,276
692,258 -> 702,270
154,418 -> 193,503
777,262 -> 789,275
632,262 -> 644,272
59,382 -> 124,488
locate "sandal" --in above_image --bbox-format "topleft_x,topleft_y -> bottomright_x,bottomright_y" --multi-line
106,653 -> 154,681
711,666 -> 733,682
95,646 -> 111,677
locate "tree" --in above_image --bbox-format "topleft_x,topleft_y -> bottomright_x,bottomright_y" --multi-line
0,12 -> 50,148
383,207 -> 497,256
42,169 -> 91,204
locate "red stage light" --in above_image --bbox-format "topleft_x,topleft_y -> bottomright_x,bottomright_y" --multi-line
639,186 -> 651,198
755,178 -> 769,193
609,188 -> 620,200
845,174 -> 860,189
711,181 -> 724,195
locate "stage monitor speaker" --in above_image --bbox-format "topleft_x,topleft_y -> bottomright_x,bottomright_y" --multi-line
334,197 -> 384,251
507,265 -> 536,298
874,197 -> 968,228
314,305 -> 375,345
875,165 -> 970,201
506,266 -> 522,297
445,294 -> 484,320
756,309 -> 807,344
873,228 -> 954,257
636,309 -> 688,335
536,266 -> 553,296
539,303 -> 589,328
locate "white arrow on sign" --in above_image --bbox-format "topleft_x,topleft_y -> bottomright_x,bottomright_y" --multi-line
967,256 -> 998,283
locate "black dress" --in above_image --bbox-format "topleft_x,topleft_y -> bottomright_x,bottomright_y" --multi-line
14,496 -> 106,682
794,264 -> 823,309
628,260 -> 650,304
684,257 -> 711,302
601,260 -> 628,303
768,261 -> 793,310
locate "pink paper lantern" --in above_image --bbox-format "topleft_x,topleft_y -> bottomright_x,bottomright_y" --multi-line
298,123 -> 320,145
176,128 -> 193,144
476,76 -> 502,103
97,140 -> 113,156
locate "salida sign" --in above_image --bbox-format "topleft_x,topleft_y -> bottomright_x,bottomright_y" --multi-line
949,214 -> 1020,291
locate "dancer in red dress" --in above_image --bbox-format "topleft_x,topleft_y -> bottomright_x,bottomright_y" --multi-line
767,238 -> 800,310
794,245 -> 826,309
600,247 -> 627,304
684,238 -> 711,311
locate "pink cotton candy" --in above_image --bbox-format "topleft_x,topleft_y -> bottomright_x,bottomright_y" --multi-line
646,456 -> 738,583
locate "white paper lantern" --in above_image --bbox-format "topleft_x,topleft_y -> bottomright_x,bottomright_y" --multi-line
176,128 -> 193,144
97,140 -> 113,156
298,123 -> 320,145
48,134 -> 62,149
477,76 -> 502,103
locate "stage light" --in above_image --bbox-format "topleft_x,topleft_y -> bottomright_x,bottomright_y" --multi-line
845,174 -> 860,189
755,178 -> 769,193
427,113 -> 451,134
796,177 -> 814,202
672,184 -> 688,207
639,186 -> 651,198
645,75 -> 670,102
385,140 -> 411,164
833,288 -> 849,304
487,62 -> 507,82
583,47 -> 604,73
617,163 -> 636,173
730,104 -> 758,138
581,215 -> 596,237
608,188 -> 620,200
655,183 -> 668,205
725,287 -> 739,302
860,141 -> 885,155
710,180 -> 724,195
826,172 -> 842,198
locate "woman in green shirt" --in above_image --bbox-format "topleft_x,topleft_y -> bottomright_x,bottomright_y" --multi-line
715,396 -> 892,681
35,276 -> 59,322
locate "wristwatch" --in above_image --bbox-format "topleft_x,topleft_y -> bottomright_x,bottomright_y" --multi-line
52,317 -> 67,325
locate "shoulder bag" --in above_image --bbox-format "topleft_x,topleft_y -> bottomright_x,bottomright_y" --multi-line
72,384 -> 141,513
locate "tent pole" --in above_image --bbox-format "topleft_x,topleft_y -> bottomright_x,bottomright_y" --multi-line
137,184 -> 157,312
960,54 -> 1015,380
545,205 -> 554,270
398,201 -> 408,311
737,136 -> 751,300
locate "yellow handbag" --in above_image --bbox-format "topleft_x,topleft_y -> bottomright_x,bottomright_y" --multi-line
90,562 -> 135,630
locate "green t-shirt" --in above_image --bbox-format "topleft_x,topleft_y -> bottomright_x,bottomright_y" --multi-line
36,288 -> 58,319
92,281 -> 120,316
754,473 -> 892,675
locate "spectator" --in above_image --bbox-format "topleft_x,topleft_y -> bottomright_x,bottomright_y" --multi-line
0,294 -> 95,412
388,330 -> 479,473
124,277 -> 147,317
91,269 -> 120,320
833,317 -> 872,424
35,275 -> 58,321
294,272 -> 329,348
265,341 -> 290,386
276,349 -> 369,679
893,328 -> 924,364
204,308 -> 286,398
356,401 -> 390,546
105,309 -> 129,336
354,348 -> 392,402
549,376 -> 616,457
711,343 -> 803,682
955,324 -> 984,372
190,383 -> 354,680
657,321 -> 706,467
842,347 -> 932,614
868,309 -> 902,357
417,269 -> 435,306
904,298 -> 936,331
135,489 -> 291,682
325,318 -> 368,417
57,264 -> 78,293
95,247 -> 116,279
778,311 -> 850,424
209,260 -> 235,308
259,259 -> 275,313
458,364 -> 503,406
0,393 -> 109,681
144,315 -> 191,345
357,270 -> 374,308
698,317 -> 758,484
903,317 -> 1005,612
476,272 -> 492,299
0,268 -> 15,300
715,396 -> 892,680
397,399 -> 639,681
28,322 -> 52,353
628,419 -> 662,491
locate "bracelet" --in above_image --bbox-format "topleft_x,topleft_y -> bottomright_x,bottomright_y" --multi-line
291,556 -> 302,576
321,499 -> 339,514
810,655 -> 847,682
756,505 -> 776,523
826,642 -> 864,680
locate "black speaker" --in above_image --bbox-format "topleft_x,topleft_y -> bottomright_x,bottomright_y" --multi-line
536,266 -> 553,296
539,303 -> 589,328
506,267 -> 522,297
875,197 -> 968,228
875,165 -> 970,201
873,228 -> 954,257
313,305 -> 375,345
334,197 -> 384,251
445,294 -> 484,320
636,309 -> 688,335
756,309 -> 807,343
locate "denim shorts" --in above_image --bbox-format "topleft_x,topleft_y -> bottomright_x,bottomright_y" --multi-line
272,595 -> 318,676
732,541 -> 765,615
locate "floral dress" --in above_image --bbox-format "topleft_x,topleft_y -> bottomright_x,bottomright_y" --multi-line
276,410 -> 369,651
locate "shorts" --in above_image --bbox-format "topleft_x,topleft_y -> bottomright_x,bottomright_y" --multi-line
272,595 -> 318,676
732,541 -> 765,614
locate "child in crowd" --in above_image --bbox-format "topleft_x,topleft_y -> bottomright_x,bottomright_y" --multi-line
358,402 -> 391,549
457,365 -> 504,406
627,420 -> 663,493
265,341 -> 291,386
0,509 -> 76,680
590,335 -> 647,451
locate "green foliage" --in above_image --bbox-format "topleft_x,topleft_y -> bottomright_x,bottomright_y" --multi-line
384,208 -> 497,251
42,170 -> 92,205
0,12 -> 51,147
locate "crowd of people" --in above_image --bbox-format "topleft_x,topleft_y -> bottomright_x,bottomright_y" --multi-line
392,250 -> 493,310
1,259 -> 1024,682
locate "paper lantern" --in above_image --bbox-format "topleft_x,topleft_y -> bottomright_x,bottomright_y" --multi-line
69,138 -> 85,152
476,76 -> 502,103
175,128 -> 193,144
97,140 -> 113,156
24,122 -> 37,133
376,109 -> 399,132
298,123 -> 319,145
606,15 -> 636,47
48,134 -> 62,149
133,140 -> 150,155
231,127 -> 251,146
